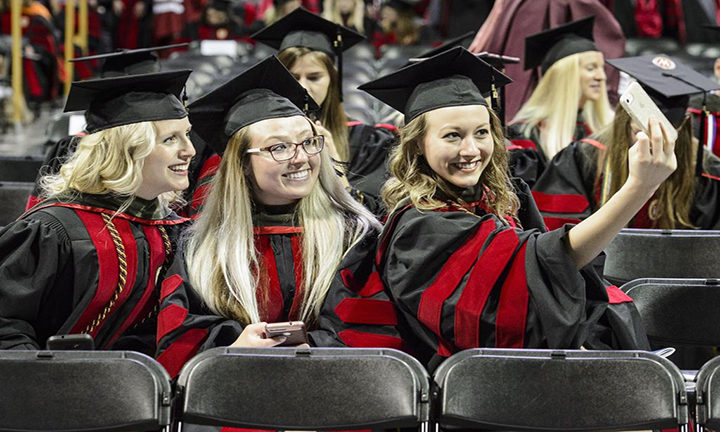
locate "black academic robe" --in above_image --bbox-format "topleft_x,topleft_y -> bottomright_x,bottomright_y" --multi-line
532,140 -> 720,230
0,193 -> 189,354
156,209 -> 402,379
378,197 -> 649,370
506,113 -> 592,188
27,135 -> 81,210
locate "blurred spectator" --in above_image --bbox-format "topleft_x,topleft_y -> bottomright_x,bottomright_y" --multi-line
260,0 -> 308,25
425,0 -> 492,39
322,0 -> 378,37
182,0 -> 251,41
152,0 -> 184,46
113,0 -> 152,49
373,0 -> 437,47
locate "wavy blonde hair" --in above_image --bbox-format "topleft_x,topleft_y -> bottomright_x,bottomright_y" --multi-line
382,106 -> 520,220
322,0 -> 366,34
185,116 -> 381,326
512,52 -> 613,159
278,47 -> 350,162
39,121 -> 180,213
597,106 -> 697,229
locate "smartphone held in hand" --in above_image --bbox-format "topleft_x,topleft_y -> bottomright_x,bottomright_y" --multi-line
264,321 -> 308,346
620,81 -> 678,143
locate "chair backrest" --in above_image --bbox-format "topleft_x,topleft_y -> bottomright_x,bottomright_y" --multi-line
433,348 -> 688,431
622,278 -> 720,347
0,181 -> 33,226
696,356 -> 720,430
0,350 -> 172,432
603,229 -> 720,285
176,347 -> 430,430
0,155 -> 44,182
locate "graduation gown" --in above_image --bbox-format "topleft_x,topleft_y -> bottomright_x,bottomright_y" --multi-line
377,196 -> 649,370
0,193 -> 189,354
156,207 -> 402,379
507,112 -> 592,188
27,135 -> 81,210
532,140 -> 720,230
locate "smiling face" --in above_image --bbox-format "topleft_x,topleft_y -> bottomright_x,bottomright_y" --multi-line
246,115 -> 321,206
136,116 -> 195,200
420,104 -> 494,189
578,50 -> 606,106
288,54 -> 331,106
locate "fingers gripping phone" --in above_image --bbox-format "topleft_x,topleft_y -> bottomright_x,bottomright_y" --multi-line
620,81 -> 678,143
264,321 -> 308,346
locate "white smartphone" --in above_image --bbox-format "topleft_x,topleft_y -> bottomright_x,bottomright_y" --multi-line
619,81 -> 678,143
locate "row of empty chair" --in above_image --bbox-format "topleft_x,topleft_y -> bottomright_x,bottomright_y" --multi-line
5,346 -> 720,431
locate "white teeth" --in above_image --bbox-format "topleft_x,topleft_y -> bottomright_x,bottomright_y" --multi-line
285,169 -> 310,180
456,161 -> 480,170
169,164 -> 188,172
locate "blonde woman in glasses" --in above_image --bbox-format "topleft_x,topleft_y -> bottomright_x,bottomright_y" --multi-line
155,58 -> 401,378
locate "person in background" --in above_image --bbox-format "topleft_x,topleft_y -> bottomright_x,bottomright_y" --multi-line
532,55 -> 720,231
156,57 -> 401,379
508,17 -> 614,188
373,0 -> 437,48
0,70 -> 195,354
360,47 -> 666,370
322,0 -> 378,37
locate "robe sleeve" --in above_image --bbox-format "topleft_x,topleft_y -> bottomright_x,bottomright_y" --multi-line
692,155 -> 720,229
310,234 -> 404,350
0,213 -> 72,349
155,245 -> 244,379
347,123 -> 397,198
506,123 -> 546,188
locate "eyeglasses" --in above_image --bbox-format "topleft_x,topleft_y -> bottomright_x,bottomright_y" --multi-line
246,135 -> 325,162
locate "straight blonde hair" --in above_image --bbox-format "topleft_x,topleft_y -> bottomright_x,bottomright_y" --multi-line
185,117 -> 381,326
512,52 -> 613,159
322,0 -> 365,34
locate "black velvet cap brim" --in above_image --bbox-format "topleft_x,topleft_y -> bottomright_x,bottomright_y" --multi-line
251,7 -> 364,58
359,46 -> 512,123
70,43 -> 189,76
524,16 -> 596,71
187,56 -> 319,155
64,69 -> 191,133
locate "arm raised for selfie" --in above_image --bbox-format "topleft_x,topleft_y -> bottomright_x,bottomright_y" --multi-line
565,119 -> 677,268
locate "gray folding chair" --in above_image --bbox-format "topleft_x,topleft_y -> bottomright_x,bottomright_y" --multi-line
696,356 -> 720,431
433,348 -> 688,431
603,229 -> 720,285
622,278 -> 720,370
0,350 -> 172,431
175,347 -> 430,431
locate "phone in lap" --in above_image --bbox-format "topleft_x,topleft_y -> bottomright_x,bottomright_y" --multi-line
619,81 -> 678,143
264,321 -> 308,346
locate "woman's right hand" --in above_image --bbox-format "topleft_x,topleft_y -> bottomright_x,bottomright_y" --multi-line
230,322 -> 287,348
625,118 -> 677,197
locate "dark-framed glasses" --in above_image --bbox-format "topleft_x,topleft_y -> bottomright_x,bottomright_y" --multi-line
246,135 -> 325,162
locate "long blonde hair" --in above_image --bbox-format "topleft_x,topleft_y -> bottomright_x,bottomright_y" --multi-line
597,106 -> 697,229
382,106 -> 520,219
278,47 -> 350,162
322,0 -> 366,34
39,121 -> 179,212
512,52 -> 613,159
185,117 -> 381,326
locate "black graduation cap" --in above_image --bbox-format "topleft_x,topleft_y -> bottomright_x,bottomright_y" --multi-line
251,8 -> 364,101
409,30 -> 476,64
359,46 -> 512,124
607,54 -> 720,126
524,16 -> 597,73
69,43 -> 189,77
207,0 -> 232,11
608,54 -> 720,176
251,7 -> 364,59
187,56 -> 320,155
383,0 -> 416,12
64,69 -> 191,133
